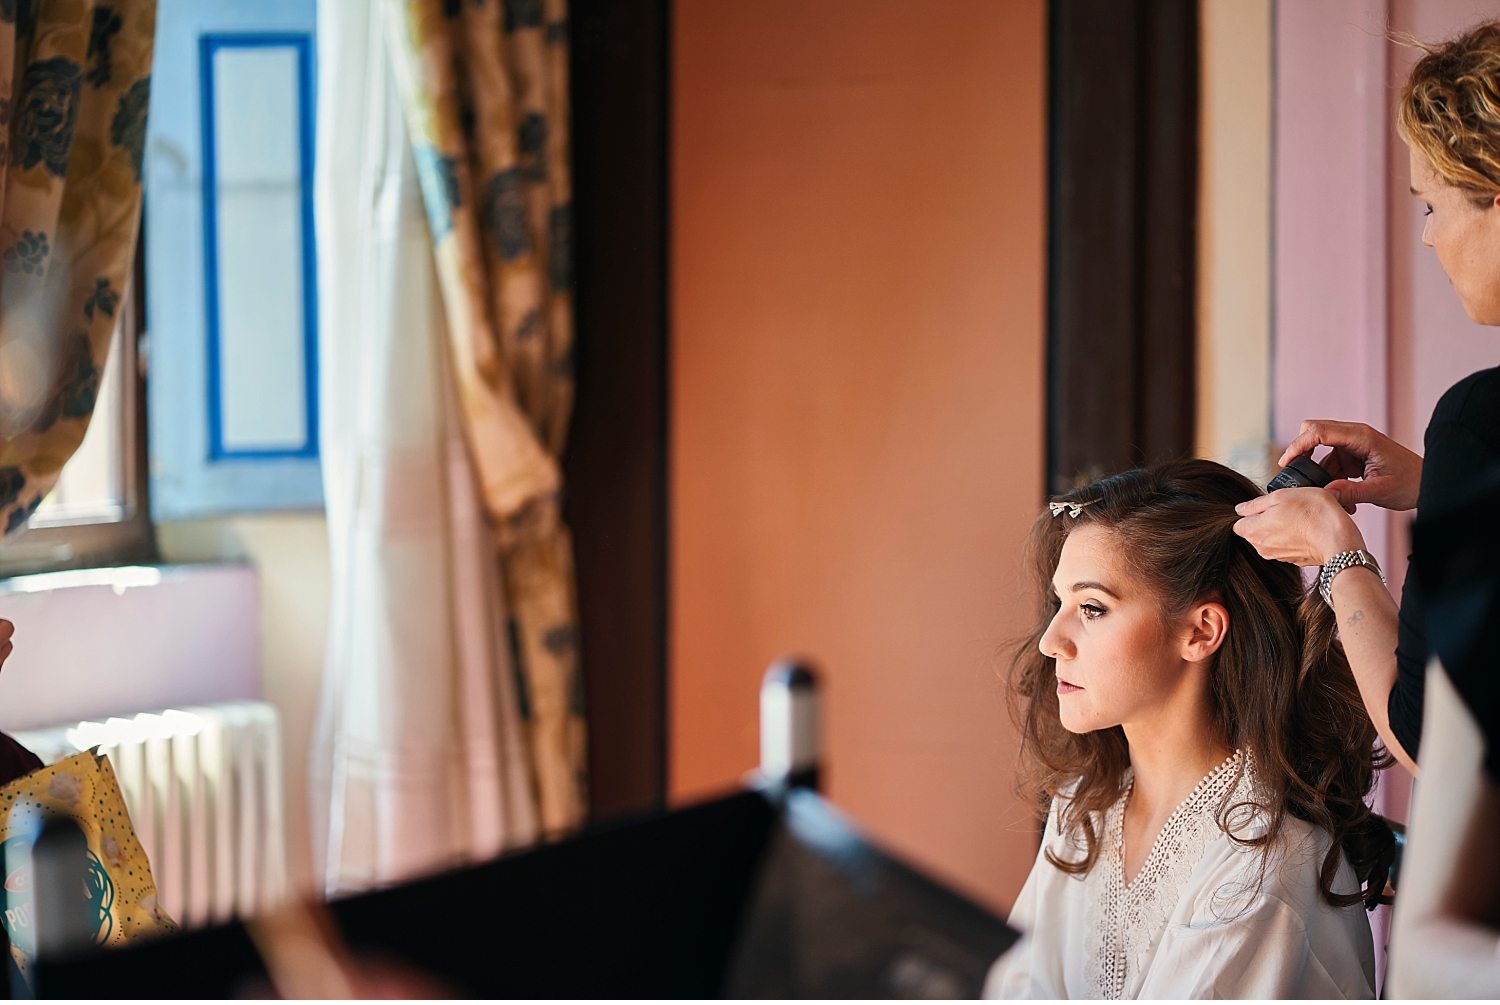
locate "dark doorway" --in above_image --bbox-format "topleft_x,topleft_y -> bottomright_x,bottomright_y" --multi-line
565,0 -> 670,819
1047,0 -> 1198,494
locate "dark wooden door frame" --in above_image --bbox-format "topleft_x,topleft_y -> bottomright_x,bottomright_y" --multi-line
565,0 -> 671,820
1047,0 -> 1198,494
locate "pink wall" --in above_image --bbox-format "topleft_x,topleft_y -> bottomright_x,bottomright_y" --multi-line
0,564 -> 261,730
1276,0 -> 1500,981
1275,0 -> 1393,572
1277,0 -> 1500,805
671,0 -> 1046,911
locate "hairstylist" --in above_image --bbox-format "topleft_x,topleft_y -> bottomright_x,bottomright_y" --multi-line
1232,22 -> 1500,777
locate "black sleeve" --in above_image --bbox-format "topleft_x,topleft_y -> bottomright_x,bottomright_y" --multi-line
1390,556 -> 1426,760
1391,370 -> 1500,761
0,732 -> 41,788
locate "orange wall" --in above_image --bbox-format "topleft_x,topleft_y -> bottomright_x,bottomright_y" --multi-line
671,0 -> 1046,910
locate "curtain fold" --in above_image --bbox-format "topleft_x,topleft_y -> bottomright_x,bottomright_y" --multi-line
0,0 -> 154,534
383,0 -> 585,835
311,0 -> 539,895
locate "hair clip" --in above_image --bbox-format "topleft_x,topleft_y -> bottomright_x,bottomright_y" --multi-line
1048,499 -> 1096,519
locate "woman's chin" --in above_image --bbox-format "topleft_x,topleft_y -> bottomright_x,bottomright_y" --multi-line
1057,709 -> 1096,735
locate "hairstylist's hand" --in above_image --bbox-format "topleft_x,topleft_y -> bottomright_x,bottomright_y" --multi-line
1232,487 -> 1367,568
1278,419 -> 1422,512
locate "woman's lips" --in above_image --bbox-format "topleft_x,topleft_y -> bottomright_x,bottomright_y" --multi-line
1057,679 -> 1083,694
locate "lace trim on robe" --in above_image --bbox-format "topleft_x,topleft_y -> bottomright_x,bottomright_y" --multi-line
1080,749 -> 1254,1000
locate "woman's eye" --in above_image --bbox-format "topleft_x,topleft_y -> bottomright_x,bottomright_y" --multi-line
1080,602 -> 1107,621
1424,204 -> 1434,217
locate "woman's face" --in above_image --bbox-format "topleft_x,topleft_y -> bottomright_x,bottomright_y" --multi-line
1410,147 -> 1500,325
1038,524 -> 1207,736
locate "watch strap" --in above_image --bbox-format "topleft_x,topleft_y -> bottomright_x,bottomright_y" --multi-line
1318,549 -> 1384,608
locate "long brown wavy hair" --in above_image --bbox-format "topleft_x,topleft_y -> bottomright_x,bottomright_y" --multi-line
1008,459 -> 1394,909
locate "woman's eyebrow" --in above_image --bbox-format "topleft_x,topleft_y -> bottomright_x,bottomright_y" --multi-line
1051,579 -> 1122,599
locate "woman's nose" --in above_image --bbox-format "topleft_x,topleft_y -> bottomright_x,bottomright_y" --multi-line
1039,612 -> 1072,660
1421,214 -> 1435,248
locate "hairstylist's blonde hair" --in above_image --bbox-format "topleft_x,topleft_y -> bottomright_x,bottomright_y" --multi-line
1398,20 -> 1500,205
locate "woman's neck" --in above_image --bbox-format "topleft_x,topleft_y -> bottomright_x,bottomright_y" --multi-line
1122,716 -> 1235,821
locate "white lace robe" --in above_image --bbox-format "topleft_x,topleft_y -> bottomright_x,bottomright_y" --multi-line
986,752 -> 1376,999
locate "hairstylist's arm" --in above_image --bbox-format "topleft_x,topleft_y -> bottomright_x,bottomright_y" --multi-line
1233,489 -> 1418,774
1278,419 -> 1423,512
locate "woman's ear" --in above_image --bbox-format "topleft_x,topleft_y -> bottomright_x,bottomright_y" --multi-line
1181,602 -> 1229,664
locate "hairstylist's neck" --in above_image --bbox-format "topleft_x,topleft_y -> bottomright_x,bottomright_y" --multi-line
1123,708 -> 1234,821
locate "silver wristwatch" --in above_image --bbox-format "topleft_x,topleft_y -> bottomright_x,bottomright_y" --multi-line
1317,549 -> 1384,608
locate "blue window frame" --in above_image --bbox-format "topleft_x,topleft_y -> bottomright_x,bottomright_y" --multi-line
200,33 -> 319,463
147,0 -> 321,519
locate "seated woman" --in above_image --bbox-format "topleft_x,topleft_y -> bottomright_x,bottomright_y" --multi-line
987,460 -> 1392,999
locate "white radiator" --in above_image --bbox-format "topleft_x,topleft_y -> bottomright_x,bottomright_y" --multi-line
9,701 -> 288,930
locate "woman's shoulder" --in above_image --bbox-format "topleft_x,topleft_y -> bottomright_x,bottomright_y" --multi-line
1432,365 -> 1500,433
1421,366 -> 1500,510
1257,814 -> 1352,905
1186,810 -> 1357,924
1041,775 -> 1122,855
1052,774 -> 1089,806
1041,777 -> 1084,840
1047,774 -> 1127,820
1155,813 -> 1375,998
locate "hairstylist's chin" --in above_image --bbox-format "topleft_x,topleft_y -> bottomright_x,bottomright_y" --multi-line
1458,296 -> 1491,325
1453,281 -> 1500,326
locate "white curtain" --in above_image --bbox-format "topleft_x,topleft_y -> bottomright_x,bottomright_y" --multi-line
309,0 -> 540,895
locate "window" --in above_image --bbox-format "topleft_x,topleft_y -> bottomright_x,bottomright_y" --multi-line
0,251 -> 155,577
0,0 -> 321,576
146,0 -> 322,518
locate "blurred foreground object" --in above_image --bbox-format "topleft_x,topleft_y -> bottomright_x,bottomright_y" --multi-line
758,657 -> 821,792
1388,482 -> 1500,997
1,752 -> 175,991
35,658 -> 1016,997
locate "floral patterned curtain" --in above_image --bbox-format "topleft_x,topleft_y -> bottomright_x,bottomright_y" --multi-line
384,0 -> 584,834
0,1 -> 155,535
